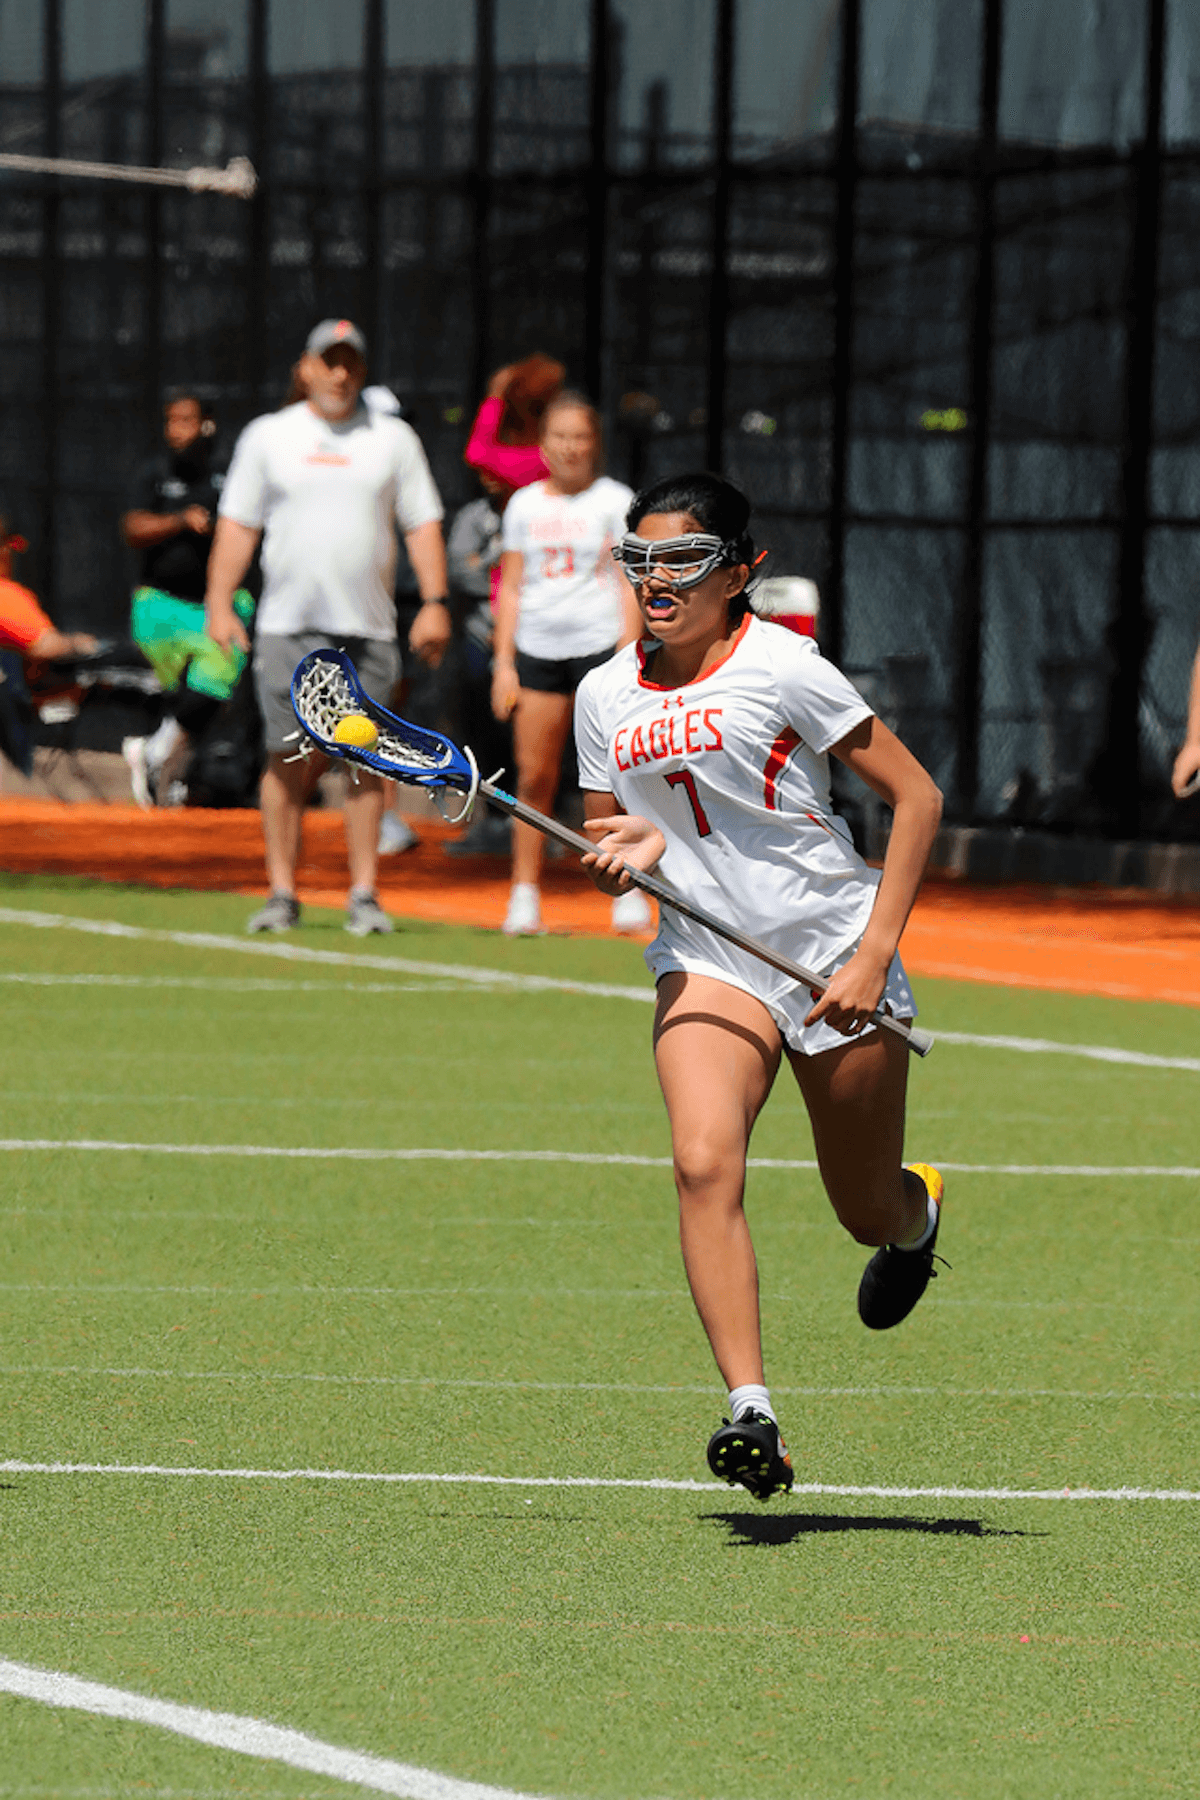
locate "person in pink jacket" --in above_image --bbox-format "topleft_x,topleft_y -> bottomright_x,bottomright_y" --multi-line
464,354 -> 565,610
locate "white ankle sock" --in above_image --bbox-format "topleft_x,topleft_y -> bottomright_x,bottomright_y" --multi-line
896,1192 -> 939,1252
728,1383 -> 775,1424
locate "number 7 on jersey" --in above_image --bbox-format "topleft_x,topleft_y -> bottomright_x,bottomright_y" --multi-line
664,769 -> 712,837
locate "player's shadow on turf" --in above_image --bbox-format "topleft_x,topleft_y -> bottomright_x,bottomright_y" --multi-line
705,1511 -> 1035,1546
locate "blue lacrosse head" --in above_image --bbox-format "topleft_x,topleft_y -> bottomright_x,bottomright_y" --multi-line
289,647 -> 476,791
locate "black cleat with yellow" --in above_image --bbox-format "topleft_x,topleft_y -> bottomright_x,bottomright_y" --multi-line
706,1410 -> 794,1502
857,1163 -> 946,1331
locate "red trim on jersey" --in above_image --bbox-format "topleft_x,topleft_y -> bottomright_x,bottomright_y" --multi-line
636,612 -> 752,691
763,726 -> 801,810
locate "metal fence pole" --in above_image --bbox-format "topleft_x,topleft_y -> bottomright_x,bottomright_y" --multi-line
145,0 -> 165,427
40,0 -> 61,617
823,0 -> 861,671
247,0 -> 269,407
954,0 -> 1003,820
704,0 -> 734,473
362,0 -> 384,356
468,0 -> 495,408
584,0 -> 611,403
1096,0 -> 1167,836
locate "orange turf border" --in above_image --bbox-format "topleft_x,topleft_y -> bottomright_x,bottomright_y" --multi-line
1,798 -> 1198,1007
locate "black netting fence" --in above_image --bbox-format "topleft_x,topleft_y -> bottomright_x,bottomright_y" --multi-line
2,0 -> 1200,839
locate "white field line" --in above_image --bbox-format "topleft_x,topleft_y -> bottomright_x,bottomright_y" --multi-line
932,1028 -> 1200,1075
3,1460 -> 1199,1503
0,1658 -> 557,1800
2,903 -> 1199,1073
0,1137 -> 1197,1178
0,1280 -> 1185,1314
0,972 -> 474,995
5,1364 -> 1199,1404
0,907 -> 654,1003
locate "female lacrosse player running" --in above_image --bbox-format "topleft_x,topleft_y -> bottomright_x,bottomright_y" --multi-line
491,393 -> 642,936
574,473 -> 945,1503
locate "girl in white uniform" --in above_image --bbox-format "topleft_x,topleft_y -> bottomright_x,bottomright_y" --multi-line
492,393 -> 641,936
574,473 -> 946,1502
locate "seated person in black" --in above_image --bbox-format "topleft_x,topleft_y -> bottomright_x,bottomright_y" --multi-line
120,389 -> 254,805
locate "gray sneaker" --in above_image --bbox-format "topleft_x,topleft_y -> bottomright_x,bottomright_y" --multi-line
246,893 -> 301,934
345,891 -> 393,936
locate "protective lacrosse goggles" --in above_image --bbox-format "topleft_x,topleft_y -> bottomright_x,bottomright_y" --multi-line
611,532 -> 735,591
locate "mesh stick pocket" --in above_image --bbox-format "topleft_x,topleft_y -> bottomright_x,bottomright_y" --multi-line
290,648 -> 476,797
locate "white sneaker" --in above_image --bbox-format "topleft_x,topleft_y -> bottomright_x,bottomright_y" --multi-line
611,889 -> 653,934
378,812 -> 419,854
503,883 -> 544,936
121,737 -> 153,809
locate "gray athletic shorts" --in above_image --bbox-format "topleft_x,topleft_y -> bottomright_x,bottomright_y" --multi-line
253,632 -> 401,754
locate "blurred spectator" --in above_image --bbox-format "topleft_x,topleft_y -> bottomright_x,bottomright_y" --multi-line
285,361 -> 418,854
438,354 -> 565,861
119,389 -> 252,806
1172,639 -> 1200,798
205,317 -> 450,936
464,353 -> 564,510
0,516 -> 97,777
0,514 -> 97,781
491,392 -> 644,936
0,516 -> 97,663
443,473 -> 512,856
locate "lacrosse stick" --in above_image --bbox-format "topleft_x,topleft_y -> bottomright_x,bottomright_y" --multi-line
0,152 -> 257,198
289,648 -> 933,1057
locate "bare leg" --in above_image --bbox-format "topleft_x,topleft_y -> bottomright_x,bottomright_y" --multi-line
259,751 -> 322,896
788,1026 -> 927,1246
342,770 -> 386,894
510,689 -> 573,887
653,972 -> 782,1391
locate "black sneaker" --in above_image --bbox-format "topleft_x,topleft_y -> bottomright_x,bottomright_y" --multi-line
706,1411 -> 794,1502
857,1163 -> 945,1331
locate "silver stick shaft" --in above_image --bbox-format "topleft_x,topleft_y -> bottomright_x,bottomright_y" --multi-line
478,779 -> 933,1058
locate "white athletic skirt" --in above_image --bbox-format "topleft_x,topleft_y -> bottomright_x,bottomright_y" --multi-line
645,938 -> 917,1058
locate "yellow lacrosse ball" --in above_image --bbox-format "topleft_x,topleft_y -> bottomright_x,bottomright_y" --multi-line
333,713 -> 378,749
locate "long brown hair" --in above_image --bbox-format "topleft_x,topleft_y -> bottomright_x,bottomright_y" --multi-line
496,353 -> 565,444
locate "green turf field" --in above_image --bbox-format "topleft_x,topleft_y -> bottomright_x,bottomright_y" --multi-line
0,869 -> 1198,1798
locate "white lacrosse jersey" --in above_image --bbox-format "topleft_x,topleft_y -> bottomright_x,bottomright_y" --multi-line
220,401 -> 443,639
502,475 -> 633,659
574,613 -> 884,1004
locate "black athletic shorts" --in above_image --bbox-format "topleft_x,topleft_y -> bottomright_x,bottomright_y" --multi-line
516,645 -> 616,695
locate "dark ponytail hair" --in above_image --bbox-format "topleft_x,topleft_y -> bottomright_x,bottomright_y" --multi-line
626,471 -> 758,618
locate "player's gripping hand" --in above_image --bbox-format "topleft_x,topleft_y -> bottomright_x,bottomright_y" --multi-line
803,943 -> 892,1039
581,813 -> 665,896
